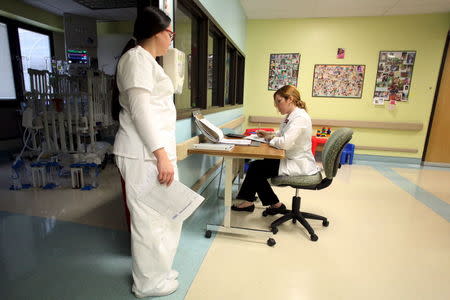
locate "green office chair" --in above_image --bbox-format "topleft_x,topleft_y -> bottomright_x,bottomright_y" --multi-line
264,128 -> 353,241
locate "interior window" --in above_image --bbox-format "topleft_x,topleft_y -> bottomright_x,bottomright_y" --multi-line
18,27 -> 52,92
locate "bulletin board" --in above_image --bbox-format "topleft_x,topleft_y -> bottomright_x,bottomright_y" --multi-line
268,53 -> 300,90
312,64 -> 365,98
373,51 -> 416,102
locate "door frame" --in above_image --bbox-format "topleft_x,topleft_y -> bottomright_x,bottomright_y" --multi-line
422,31 -> 450,163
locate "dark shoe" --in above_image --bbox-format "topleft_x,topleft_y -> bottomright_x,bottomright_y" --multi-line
231,204 -> 255,212
264,203 -> 287,215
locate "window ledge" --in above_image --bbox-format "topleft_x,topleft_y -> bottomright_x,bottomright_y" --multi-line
177,104 -> 243,120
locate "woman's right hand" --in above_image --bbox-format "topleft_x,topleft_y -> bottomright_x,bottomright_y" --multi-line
153,148 -> 174,186
256,130 -> 267,138
256,130 -> 274,141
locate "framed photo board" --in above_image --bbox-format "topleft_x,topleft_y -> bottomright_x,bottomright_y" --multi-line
312,64 -> 365,98
374,51 -> 416,102
268,53 -> 300,90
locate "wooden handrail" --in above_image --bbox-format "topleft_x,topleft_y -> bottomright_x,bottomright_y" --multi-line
249,116 -> 423,131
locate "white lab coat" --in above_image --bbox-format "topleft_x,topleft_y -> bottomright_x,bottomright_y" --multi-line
113,46 -> 181,297
114,45 -> 176,161
269,107 -> 319,176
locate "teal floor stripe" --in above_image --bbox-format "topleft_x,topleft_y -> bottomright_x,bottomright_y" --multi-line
372,166 -> 450,222
356,159 -> 450,171
0,171 -> 225,300
166,173 -> 224,300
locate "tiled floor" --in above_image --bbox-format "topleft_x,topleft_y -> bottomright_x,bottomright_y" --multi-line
1,162 -> 449,300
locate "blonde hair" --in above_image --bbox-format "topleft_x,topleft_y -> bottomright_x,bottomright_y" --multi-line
273,85 -> 307,111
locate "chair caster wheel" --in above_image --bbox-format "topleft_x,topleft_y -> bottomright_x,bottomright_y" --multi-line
322,220 -> 329,227
204,230 -> 212,238
292,219 -> 297,224
267,238 -> 276,246
310,234 -> 318,242
262,210 -> 268,217
271,226 -> 278,234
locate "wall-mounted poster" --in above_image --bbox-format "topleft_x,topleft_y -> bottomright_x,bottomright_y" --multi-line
374,51 -> 416,102
268,53 -> 300,90
312,64 -> 365,98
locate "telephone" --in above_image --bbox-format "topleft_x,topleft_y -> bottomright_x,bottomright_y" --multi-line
163,48 -> 186,94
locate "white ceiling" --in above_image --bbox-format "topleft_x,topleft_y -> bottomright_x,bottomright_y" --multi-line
240,0 -> 450,19
21,0 -> 450,21
22,0 -> 136,21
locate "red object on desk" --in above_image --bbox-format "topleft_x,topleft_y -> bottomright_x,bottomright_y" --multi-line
244,128 -> 274,136
311,136 -> 328,156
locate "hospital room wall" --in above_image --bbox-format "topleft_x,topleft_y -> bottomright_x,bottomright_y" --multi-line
244,13 -> 450,158
197,0 -> 247,52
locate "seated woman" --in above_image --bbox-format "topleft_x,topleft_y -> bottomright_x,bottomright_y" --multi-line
232,85 -> 319,213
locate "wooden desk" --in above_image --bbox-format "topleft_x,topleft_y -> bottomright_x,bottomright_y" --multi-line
188,143 -> 285,246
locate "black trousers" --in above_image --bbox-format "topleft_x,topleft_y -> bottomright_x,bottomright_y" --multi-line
236,159 -> 280,206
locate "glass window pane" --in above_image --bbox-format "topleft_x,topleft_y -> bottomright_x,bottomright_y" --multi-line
207,34 -> 213,107
207,33 -> 219,108
174,5 -> 198,109
224,47 -> 231,105
236,54 -> 245,104
18,28 -> 51,92
0,22 -> 16,100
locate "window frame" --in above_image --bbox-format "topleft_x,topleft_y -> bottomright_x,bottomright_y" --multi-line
173,0 -> 207,115
174,0 -> 244,120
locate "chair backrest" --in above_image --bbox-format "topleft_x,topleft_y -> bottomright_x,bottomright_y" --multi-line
321,128 -> 353,179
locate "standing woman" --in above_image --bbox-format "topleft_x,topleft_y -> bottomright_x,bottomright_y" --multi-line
232,85 -> 319,213
112,7 -> 180,298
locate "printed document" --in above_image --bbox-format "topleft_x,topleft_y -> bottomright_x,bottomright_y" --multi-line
140,180 -> 205,222
195,118 -> 251,145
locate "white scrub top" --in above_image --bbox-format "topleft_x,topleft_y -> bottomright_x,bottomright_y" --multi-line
269,107 -> 319,176
113,45 -> 176,161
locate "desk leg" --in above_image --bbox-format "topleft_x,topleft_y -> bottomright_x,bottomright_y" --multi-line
223,157 -> 233,227
205,157 -> 276,246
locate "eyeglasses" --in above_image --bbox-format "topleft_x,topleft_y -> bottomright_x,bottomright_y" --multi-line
165,29 -> 175,41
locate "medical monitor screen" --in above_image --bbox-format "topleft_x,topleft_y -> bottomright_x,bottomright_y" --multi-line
67,49 -> 89,64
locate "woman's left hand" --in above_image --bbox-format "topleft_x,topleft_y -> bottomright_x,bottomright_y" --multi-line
153,148 -> 174,186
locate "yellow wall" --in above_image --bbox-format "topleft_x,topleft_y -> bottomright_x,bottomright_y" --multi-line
244,13 -> 450,158
96,21 -> 133,35
1,0 -> 133,35
0,0 -> 63,32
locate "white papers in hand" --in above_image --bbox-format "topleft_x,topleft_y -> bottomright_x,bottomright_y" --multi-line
244,134 -> 268,143
140,180 -> 205,222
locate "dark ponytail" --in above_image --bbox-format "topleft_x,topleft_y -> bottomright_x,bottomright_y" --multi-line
112,6 -> 171,121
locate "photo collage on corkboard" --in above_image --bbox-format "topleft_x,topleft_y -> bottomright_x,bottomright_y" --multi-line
268,53 -> 300,90
373,51 -> 416,104
312,64 -> 365,98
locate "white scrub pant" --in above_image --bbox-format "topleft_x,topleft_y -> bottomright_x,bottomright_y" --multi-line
116,156 -> 182,296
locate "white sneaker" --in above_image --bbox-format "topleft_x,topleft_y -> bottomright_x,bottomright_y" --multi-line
167,270 -> 179,280
133,280 -> 179,298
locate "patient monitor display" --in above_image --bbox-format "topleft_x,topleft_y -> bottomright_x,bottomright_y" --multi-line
67,49 -> 89,64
